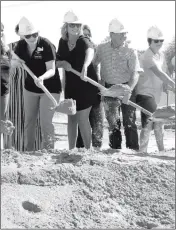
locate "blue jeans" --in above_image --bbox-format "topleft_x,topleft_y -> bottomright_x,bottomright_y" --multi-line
104,83 -> 139,150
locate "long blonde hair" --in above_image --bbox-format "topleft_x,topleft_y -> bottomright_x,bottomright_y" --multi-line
61,23 -> 83,41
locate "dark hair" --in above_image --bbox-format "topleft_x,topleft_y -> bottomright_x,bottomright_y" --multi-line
147,38 -> 152,45
83,24 -> 92,38
15,24 -> 19,35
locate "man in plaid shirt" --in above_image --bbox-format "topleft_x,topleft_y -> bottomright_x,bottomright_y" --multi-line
93,18 -> 142,150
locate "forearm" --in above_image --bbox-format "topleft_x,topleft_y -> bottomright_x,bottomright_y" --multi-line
127,72 -> 139,90
61,69 -> 66,92
83,48 -> 94,68
167,63 -> 174,77
40,69 -> 55,80
158,71 -> 175,85
94,64 -> 101,81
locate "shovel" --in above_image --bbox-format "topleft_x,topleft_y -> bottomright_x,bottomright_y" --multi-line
11,51 -> 76,115
70,68 -> 153,117
11,51 -> 58,108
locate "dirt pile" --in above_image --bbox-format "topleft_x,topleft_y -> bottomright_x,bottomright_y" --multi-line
1,148 -> 175,229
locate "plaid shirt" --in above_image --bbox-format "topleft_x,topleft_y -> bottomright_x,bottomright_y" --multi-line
93,41 -> 141,84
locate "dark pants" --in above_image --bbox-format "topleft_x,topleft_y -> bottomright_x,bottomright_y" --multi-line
103,83 -> 139,150
76,101 -> 104,148
108,108 -> 122,149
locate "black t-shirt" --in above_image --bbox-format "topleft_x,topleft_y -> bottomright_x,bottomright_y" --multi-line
14,36 -> 61,94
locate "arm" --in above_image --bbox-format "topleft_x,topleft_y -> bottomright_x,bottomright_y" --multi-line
94,63 -> 103,83
93,45 -> 103,83
61,69 -> 66,92
122,49 -> 141,104
127,71 -> 139,91
40,60 -> 55,80
167,62 -> 175,77
122,71 -> 139,104
83,48 -> 94,68
150,65 -> 175,89
34,60 -> 56,88
92,45 -> 101,67
80,37 -> 95,81
143,52 -> 175,90
127,50 -> 141,90
81,47 -> 95,81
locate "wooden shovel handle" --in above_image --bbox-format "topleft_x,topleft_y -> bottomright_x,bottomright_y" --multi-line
128,101 -> 153,116
11,51 -> 58,108
70,68 -> 106,91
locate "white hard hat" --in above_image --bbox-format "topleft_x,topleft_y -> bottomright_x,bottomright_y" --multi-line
109,18 -> 128,33
63,11 -> 82,24
147,26 -> 164,39
18,17 -> 39,36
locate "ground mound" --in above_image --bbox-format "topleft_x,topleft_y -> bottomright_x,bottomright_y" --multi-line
1,148 -> 175,229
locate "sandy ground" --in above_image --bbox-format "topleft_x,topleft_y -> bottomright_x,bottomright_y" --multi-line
53,112 -> 175,153
1,112 -> 175,229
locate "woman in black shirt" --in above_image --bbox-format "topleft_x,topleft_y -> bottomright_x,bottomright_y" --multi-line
12,17 -> 62,151
56,11 -> 99,150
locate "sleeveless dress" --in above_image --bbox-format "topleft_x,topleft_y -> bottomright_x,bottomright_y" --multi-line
57,35 -> 100,111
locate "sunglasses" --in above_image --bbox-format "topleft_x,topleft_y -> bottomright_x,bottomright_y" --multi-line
153,39 -> 164,43
68,23 -> 82,28
24,32 -> 39,39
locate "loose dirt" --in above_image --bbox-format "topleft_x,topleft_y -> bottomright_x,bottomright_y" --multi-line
1,112 -> 175,229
